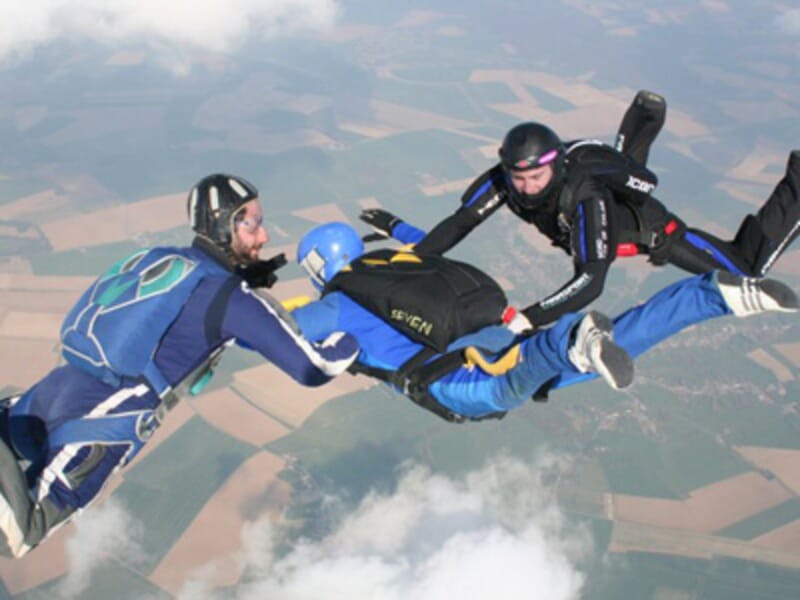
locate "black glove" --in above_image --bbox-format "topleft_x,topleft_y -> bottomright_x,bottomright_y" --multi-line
359,208 -> 403,238
237,253 -> 287,288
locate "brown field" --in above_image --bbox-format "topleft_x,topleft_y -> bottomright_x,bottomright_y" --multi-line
469,69 -> 709,140
0,290 -> 83,313
365,99 -> 476,133
189,387 -> 290,447
40,192 -> 185,252
419,177 -> 475,197
735,446 -> 800,495
148,451 -> 289,595
0,311 -> 63,341
747,348 -> 795,383
752,520 -> 800,553
357,197 -> 380,209
338,121 -> 402,140
613,471 -> 792,533
292,203 -> 352,225
715,181 -> 771,208
610,520 -> 800,569
0,274 -> 94,292
774,343 -> 800,369
725,141 -> 789,185
233,364 -> 376,429
0,189 -> 69,221
0,338 -> 61,389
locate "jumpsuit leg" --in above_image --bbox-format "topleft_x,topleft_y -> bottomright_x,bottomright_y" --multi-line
550,272 -> 730,391
665,151 -> 800,277
615,90 -> 667,166
0,403 -> 73,558
428,313 -> 581,417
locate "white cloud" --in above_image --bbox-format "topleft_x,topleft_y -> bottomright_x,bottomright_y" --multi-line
180,454 -> 590,600
59,499 -> 146,598
776,9 -> 800,35
0,0 -> 340,70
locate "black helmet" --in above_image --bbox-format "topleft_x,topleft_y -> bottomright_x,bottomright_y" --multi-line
498,122 -> 565,207
188,173 -> 259,249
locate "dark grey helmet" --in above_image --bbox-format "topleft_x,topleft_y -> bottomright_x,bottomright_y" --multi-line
187,173 -> 258,249
499,122 -> 565,207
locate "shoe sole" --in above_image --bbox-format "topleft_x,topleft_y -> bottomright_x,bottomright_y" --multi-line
594,338 -> 635,390
717,271 -> 800,312
585,311 -> 635,390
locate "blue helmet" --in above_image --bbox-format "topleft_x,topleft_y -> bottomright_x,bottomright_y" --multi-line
297,222 -> 364,290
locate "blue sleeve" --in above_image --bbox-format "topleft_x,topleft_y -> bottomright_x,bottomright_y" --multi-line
222,284 -> 358,386
292,294 -> 342,341
550,271 -> 731,390
392,220 -> 427,245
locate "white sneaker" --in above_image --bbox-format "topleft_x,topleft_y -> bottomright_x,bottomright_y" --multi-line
568,311 -> 634,390
716,271 -> 799,317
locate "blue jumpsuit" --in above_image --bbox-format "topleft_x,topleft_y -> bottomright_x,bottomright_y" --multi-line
0,242 -> 358,557
293,272 -> 730,418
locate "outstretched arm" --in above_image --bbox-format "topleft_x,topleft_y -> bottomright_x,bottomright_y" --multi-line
360,166 -> 509,255
521,195 -> 614,327
224,285 -> 358,386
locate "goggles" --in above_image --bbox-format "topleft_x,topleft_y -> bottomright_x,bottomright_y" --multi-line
300,247 -> 327,288
511,149 -> 559,171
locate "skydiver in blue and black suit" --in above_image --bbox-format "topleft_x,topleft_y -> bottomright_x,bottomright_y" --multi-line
291,222 -> 798,424
361,91 -> 800,330
0,175 -> 358,558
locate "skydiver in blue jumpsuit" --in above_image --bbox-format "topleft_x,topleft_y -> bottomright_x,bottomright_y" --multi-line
361,91 -> 800,329
292,222 -> 798,422
0,175 -> 358,558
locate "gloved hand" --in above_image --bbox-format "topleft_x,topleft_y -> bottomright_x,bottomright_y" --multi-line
237,253 -> 287,288
360,208 -> 403,238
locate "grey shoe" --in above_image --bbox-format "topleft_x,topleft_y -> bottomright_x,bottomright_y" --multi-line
568,311 -> 634,390
717,271 -> 799,317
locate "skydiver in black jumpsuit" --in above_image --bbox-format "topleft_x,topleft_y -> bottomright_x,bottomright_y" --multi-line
361,91 -> 800,328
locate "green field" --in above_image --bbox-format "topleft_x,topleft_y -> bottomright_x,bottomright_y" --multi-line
18,564 -> 170,600
113,416 -> 256,573
716,498 -> 800,541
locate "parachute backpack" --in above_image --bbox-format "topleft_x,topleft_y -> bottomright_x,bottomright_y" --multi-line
60,247 -> 218,398
325,249 -> 508,352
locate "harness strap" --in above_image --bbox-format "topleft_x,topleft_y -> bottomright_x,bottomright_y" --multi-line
47,410 -> 158,463
348,347 -> 507,423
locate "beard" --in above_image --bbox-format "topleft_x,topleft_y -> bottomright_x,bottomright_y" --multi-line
230,239 -> 261,266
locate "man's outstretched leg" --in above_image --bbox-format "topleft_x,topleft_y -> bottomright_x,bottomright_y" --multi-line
742,150 -> 800,276
550,271 -> 799,391
662,152 -> 800,277
432,311 -> 633,417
